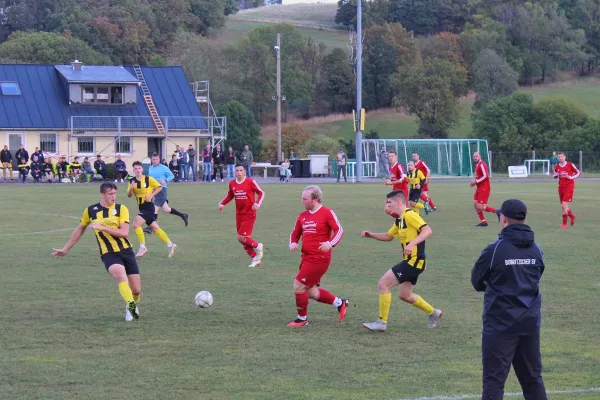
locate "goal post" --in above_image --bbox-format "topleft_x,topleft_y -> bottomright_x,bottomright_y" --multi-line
362,139 -> 489,177
524,159 -> 550,175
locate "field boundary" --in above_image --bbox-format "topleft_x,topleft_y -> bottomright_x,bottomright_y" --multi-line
391,387 -> 600,400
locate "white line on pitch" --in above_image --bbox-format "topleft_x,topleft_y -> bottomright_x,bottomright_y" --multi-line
0,211 -> 79,220
0,228 -> 74,238
390,387 -> 600,400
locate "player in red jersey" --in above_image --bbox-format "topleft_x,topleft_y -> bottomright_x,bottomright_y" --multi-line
470,152 -> 497,227
385,151 -> 408,209
287,185 -> 348,327
218,164 -> 265,267
412,153 -> 436,212
553,152 -> 580,229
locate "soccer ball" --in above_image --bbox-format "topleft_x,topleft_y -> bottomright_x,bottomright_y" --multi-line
194,291 -> 213,308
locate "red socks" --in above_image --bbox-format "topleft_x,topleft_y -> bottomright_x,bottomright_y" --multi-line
567,209 -> 574,217
243,244 -> 256,258
295,292 -> 309,317
477,211 -> 486,223
420,194 -> 436,208
562,214 -> 568,225
484,205 -> 496,213
243,237 -> 258,248
316,289 -> 336,305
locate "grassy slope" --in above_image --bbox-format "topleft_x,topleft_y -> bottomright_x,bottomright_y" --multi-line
1,182 -> 599,399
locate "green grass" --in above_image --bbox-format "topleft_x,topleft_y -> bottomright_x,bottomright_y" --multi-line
1,182 -> 599,399
233,4 -> 339,29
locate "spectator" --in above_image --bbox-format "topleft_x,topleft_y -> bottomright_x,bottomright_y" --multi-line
114,155 -> 128,183
240,145 -> 253,177
212,144 -> 225,182
179,146 -> 190,181
1,144 -> 13,180
81,157 -> 94,182
94,155 -> 107,180
169,154 -> 180,182
70,156 -> 82,183
175,145 -> 186,181
379,146 -> 389,178
201,144 -> 212,182
15,145 -> 29,163
30,155 -> 43,183
279,158 -> 291,182
43,158 -> 55,183
32,147 -> 44,163
57,156 -> 70,180
550,151 -> 558,171
18,158 -> 29,183
187,144 -> 197,182
225,146 -> 236,180
472,199 -> 547,399
161,159 -> 168,167
336,146 -> 348,183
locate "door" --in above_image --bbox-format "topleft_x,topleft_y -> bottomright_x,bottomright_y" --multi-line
148,138 -> 163,159
8,133 -> 23,170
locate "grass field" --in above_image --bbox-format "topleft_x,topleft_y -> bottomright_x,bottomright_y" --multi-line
1,181 -> 599,399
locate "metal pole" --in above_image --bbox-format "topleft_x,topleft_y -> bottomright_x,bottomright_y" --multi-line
355,0 -> 363,182
276,33 -> 282,163
579,150 -> 583,172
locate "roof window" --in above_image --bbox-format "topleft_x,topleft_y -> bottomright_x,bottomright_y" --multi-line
1,82 -> 21,95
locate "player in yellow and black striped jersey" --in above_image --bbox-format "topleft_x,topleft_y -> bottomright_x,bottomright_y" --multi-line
406,161 -> 428,214
128,161 -> 177,259
69,156 -> 82,183
52,182 -> 141,322
360,189 -> 443,332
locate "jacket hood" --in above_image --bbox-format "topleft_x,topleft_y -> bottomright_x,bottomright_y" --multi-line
498,224 -> 535,248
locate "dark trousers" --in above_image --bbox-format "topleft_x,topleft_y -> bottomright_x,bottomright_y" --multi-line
117,170 -> 128,179
337,164 -> 347,182
482,331 -> 547,400
212,164 -> 224,180
96,169 -> 107,180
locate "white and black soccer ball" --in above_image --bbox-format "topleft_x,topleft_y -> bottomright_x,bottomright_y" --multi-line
194,291 -> 213,308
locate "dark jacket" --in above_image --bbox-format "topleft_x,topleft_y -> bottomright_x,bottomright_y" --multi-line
0,149 -> 12,163
471,224 -> 544,335
201,148 -> 212,163
94,160 -> 106,172
15,149 -> 29,163
212,149 -> 225,165
30,161 -> 43,175
33,151 -> 44,163
226,151 -> 236,165
114,160 -> 127,172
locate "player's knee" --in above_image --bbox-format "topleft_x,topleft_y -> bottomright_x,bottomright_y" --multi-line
131,288 -> 141,297
236,235 -> 246,244
293,282 -> 306,295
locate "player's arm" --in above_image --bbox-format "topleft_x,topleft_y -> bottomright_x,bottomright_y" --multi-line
553,165 -> 559,179
218,187 -> 234,211
423,161 -> 431,182
90,206 -> 130,238
289,217 -> 303,251
320,209 -> 343,251
417,170 -> 426,189
52,209 -> 90,257
162,165 -> 174,183
471,243 -> 496,292
475,163 -> 487,183
570,163 -> 581,180
145,178 -> 162,202
127,181 -> 135,198
361,231 -> 394,241
251,180 -> 265,211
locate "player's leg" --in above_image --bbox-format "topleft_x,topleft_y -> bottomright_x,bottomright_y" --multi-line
159,197 -> 189,227
149,221 -> 177,257
133,215 -> 148,258
562,186 -> 575,227
288,277 -> 310,327
304,260 -> 349,322
398,281 -> 442,328
362,268 -> 400,331
123,250 -> 142,320
474,198 -> 488,227
409,190 -> 426,214
106,261 -> 139,320
236,217 -> 263,267
420,184 -> 436,210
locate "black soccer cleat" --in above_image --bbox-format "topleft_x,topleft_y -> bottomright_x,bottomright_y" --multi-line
143,227 -> 152,234
475,222 -> 489,227
496,210 -> 501,222
182,213 -> 189,227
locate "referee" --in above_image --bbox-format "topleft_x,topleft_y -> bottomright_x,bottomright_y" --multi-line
471,199 -> 547,400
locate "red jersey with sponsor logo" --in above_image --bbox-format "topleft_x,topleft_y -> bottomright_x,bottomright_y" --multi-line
219,177 -> 265,216
554,161 -> 580,187
289,205 -> 343,259
475,160 -> 490,189
389,162 -> 407,190
414,160 -> 430,178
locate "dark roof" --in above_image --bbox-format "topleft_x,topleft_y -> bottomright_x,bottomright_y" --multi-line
0,64 -> 204,129
55,65 -> 139,84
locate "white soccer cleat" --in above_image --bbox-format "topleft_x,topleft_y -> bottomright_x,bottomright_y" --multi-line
255,243 -> 264,262
126,301 -> 139,321
248,257 -> 262,268
363,319 -> 387,332
125,307 -> 134,321
168,243 -> 177,258
428,309 -> 443,329
135,247 -> 147,258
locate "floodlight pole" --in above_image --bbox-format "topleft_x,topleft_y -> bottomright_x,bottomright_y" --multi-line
355,0 -> 363,182
276,33 -> 282,163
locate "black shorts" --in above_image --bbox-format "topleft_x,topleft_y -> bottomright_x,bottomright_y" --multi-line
391,260 -> 425,285
138,208 -> 156,226
409,189 -> 422,203
101,248 -> 139,275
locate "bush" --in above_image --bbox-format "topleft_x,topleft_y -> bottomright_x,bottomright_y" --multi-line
299,135 -> 339,159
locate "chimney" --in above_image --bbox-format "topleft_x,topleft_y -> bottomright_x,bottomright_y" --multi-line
72,60 -> 83,71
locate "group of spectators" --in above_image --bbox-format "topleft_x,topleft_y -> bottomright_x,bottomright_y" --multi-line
168,143 -> 255,183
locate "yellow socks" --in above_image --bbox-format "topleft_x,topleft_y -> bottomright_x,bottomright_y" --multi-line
133,294 -> 141,303
379,293 -> 392,323
155,228 -> 171,245
134,227 -> 145,245
118,281 -> 134,303
413,203 -> 425,209
412,296 -> 434,315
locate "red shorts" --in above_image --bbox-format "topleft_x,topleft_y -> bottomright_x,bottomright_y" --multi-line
558,185 -> 574,203
474,186 -> 490,204
236,215 -> 256,236
295,256 -> 331,288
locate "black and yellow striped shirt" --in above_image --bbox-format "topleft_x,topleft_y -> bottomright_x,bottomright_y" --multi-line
407,169 -> 426,190
388,209 -> 428,269
81,203 -> 132,255
128,175 -> 162,212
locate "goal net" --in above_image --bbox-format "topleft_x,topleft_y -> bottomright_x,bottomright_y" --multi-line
524,159 -> 550,175
362,139 -> 490,177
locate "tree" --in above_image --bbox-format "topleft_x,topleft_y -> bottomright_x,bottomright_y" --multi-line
261,123 -> 311,161
300,134 -> 340,158
472,49 -> 518,106
0,31 -> 112,64
189,0 -> 227,36
392,58 -> 468,137
389,0 -> 474,35
217,101 -> 263,158
321,48 -> 355,113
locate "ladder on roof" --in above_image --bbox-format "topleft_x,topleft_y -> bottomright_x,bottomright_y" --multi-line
133,65 -> 165,135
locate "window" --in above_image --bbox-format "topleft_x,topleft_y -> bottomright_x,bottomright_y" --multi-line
1,82 -> 21,95
78,137 -> 95,154
40,133 -> 57,153
82,86 -> 124,104
115,137 -> 132,154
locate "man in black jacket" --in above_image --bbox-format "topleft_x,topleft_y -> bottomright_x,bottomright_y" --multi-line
30,155 -> 43,183
32,147 -> 44,163
114,155 -> 128,183
212,144 -> 225,182
471,199 -> 547,400
94,155 -> 107,180
1,144 -> 12,180
15,145 -> 28,163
